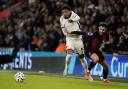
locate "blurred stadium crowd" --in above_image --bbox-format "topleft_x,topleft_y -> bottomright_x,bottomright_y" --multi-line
0,0 -> 128,53
0,0 -> 21,11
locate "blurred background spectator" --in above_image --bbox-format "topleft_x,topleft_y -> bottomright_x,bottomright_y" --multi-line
0,0 -> 21,11
0,0 -> 128,54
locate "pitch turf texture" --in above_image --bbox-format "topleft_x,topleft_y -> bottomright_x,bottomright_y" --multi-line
0,72 -> 128,89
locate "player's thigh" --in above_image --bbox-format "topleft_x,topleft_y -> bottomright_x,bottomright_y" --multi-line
66,39 -> 75,54
90,53 -> 99,63
75,40 -> 85,55
96,51 -> 108,69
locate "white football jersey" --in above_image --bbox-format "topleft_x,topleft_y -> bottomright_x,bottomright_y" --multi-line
60,11 -> 82,38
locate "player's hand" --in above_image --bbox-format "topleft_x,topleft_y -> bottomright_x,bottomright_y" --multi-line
113,52 -> 118,57
68,20 -> 73,23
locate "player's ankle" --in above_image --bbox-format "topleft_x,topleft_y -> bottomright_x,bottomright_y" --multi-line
103,79 -> 111,83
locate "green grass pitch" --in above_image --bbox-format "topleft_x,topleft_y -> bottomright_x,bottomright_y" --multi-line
0,72 -> 128,89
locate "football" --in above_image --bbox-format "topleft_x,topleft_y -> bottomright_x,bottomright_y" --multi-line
14,72 -> 25,82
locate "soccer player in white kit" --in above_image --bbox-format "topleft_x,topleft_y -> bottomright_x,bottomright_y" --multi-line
60,5 -> 88,76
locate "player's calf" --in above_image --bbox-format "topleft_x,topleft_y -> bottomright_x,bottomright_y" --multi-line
78,54 -> 88,71
63,52 -> 72,76
99,59 -> 110,83
84,53 -> 99,80
84,62 -> 96,80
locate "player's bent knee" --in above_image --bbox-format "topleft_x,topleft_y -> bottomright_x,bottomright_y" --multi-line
90,53 -> 99,63
78,54 -> 85,63
92,60 -> 97,64
90,58 -> 99,64
79,54 -> 84,59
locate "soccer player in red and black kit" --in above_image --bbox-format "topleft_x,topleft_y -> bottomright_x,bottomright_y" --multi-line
84,22 -> 111,83
71,22 -> 118,83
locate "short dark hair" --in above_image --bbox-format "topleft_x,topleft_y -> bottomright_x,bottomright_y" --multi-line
99,22 -> 107,28
62,4 -> 71,11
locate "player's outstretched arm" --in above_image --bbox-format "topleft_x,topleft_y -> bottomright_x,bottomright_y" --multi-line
70,31 -> 84,35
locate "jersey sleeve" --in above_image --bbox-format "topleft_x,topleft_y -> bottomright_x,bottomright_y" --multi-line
70,31 -> 84,35
70,11 -> 80,22
60,16 -> 67,36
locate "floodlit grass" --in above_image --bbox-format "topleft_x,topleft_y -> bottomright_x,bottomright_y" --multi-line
0,72 -> 128,89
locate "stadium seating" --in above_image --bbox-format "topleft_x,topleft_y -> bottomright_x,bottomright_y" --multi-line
0,0 -> 128,54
